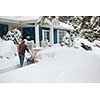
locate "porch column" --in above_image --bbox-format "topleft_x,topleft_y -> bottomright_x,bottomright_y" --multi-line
50,25 -> 54,46
35,24 -> 40,46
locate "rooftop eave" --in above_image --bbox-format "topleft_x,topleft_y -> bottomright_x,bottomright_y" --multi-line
0,18 -> 37,25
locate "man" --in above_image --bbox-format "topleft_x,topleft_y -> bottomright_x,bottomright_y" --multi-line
18,39 -> 29,67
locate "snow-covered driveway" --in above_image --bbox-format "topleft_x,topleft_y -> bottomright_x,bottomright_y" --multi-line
0,46 -> 100,82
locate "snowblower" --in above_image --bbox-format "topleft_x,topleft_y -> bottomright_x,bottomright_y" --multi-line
25,51 -> 38,65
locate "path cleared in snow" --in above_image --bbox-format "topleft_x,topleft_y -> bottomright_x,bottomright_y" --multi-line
0,61 -> 33,74
0,65 -> 19,74
0,57 -> 19,70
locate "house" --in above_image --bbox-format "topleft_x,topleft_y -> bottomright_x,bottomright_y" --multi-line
0,16 -> 74,47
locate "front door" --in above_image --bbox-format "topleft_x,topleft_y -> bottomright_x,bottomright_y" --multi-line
42,30 -> 50,42
41,30 -> 50,47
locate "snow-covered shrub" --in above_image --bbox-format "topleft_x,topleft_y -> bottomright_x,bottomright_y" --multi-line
6,28 -> 22,44
73,37 -> 93,50
60,31 -> 77,47
81,43 -> 92,50
93,40 -> 100,48
0,39 -> 18,59
26,40 -> 36,50
41,40 -> 51,48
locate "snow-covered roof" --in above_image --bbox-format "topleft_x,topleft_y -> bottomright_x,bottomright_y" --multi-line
0,16 -> 74,30
58,21 -> 74,30
51,18 -> 74,30
0,16 -> 40,21
44,18 -> 74,30
0,16 -> 40,26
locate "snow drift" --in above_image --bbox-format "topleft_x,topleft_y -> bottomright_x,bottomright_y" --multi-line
0,38 -> 17,58
0,46 -> 100,82
0,38 -> 18,69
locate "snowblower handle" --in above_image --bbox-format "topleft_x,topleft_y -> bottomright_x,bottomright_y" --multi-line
27,49 -> 32,55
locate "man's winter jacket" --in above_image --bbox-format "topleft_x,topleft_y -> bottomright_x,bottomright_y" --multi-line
18,42 -> 29,54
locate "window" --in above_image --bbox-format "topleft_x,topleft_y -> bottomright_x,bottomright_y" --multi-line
41,30 -> 50,47
57,30 -> 66,43
42,30 -> 50,42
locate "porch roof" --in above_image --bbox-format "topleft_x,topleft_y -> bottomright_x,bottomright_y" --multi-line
58,21 -> 74,30
0,16 -> 40,26
0,16 -> 39,20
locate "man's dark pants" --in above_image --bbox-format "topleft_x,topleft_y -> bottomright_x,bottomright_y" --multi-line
18,53 -> 25,67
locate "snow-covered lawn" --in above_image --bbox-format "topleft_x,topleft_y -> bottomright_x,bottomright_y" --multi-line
0,45 -> 100,82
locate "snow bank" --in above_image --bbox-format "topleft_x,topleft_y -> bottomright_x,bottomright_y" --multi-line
0,39 -> 17,58
0,38 -> 18,69
0,46 -> 100,82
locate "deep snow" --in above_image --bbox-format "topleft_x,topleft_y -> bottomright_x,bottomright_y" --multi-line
0,39 -> 17,58
0,45 -> 100,82
0,39 -> 19,69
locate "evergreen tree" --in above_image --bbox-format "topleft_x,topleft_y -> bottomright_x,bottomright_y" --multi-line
59,16 -> 100,42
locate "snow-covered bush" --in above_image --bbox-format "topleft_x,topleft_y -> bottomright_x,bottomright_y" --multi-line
41,40 -> 51,48
25,40 -> 37,50
93,40 -> 100,48
73,37 -> 93,50
60,31 -> 77,47
6,28 -> 22,44
0,38 -> 18,59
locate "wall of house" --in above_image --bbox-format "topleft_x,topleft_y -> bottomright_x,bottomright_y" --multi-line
0,24 -> 8,37
22,27 -> 35,42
